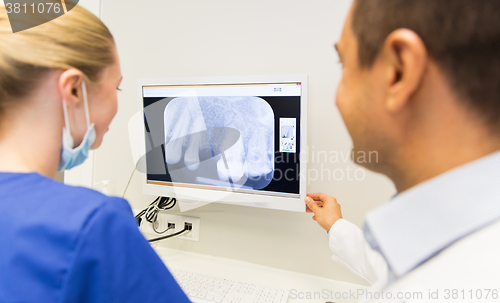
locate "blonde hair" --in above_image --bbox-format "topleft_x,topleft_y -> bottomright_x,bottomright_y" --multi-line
0,5 -> 115,113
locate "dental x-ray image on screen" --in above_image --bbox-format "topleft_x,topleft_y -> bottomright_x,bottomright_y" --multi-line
163,96 -> 275,191
141,79 -> 303,202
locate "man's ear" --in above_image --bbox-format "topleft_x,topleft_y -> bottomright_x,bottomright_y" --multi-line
381,29 -> 428,113
58,69 -> 84,108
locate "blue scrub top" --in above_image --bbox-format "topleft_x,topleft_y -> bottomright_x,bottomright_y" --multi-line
0,172 -> 191,303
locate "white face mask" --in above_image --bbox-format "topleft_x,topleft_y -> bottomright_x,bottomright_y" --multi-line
58,81 -> 96,172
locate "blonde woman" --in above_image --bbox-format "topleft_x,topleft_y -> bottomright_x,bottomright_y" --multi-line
0,6 -> 190,303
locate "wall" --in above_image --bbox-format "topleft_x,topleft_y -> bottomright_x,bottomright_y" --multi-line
95,0 -> 396,285
77,0 -> 100,16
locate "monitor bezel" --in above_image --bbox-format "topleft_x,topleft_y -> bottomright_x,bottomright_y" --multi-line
137,75 -> 307,212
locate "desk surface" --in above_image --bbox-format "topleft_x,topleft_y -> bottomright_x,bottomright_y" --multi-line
154,247 -> 367,303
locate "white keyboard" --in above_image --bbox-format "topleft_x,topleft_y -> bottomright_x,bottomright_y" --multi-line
171,269 -> 289,303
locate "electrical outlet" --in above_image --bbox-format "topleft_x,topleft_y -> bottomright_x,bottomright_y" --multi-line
134,210 -> 200,241
178,216 -> 200,241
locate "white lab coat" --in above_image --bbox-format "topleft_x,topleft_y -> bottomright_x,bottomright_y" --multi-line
328,219 -> 388,285
329,219 -> 500,302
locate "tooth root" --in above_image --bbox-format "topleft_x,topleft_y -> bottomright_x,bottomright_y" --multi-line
216,157 -> 246,183
246,143 -> 272,177
246,129 -> 274,177
184,137 -> 200,171
217,137 -> 247,183
226,160 -> 245,183
217,158 -> 229,182
165,137 -> 184,164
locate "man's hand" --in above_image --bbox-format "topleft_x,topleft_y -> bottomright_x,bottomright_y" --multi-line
305,193 -> 343,232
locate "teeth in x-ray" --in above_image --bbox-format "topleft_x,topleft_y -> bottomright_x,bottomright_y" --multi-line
164,97 -> 206,166
165,135 -> 184,165
184,138 -> 201,171
244,129 -> 273,178
164,96 -> 275,190
217,137 -> 246,183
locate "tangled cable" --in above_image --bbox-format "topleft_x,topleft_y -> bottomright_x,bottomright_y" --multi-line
135,197 -> 176,234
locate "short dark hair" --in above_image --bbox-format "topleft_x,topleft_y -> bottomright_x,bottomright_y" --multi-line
352,0 -> 500,128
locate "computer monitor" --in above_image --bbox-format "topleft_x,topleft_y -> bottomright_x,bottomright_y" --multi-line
137,75 -> 307,212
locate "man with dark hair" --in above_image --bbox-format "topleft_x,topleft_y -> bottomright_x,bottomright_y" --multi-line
306,0 -> 500,301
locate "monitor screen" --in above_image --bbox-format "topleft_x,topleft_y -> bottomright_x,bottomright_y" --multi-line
138,75 -> 307,212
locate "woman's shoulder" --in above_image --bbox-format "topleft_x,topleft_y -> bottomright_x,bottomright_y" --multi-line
0,173 -> 146,302
0,172 -> 133,239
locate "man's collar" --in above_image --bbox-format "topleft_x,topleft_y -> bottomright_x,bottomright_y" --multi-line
365,151 -> 500,278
